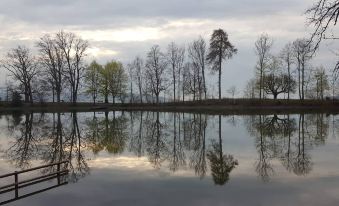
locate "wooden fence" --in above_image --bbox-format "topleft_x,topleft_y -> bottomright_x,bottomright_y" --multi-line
0,161 -> 69,205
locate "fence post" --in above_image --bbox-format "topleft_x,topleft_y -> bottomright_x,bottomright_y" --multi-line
57,162 -> 60,185
14,171 -> 18,198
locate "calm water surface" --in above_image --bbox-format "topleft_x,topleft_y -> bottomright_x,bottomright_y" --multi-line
0,111 -> 339,206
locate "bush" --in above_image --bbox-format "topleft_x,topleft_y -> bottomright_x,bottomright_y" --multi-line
11,91 -> 22,107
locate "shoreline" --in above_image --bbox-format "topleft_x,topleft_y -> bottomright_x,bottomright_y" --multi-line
1,99 -> 339,115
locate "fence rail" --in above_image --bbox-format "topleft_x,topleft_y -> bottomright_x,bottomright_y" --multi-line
0,161 -> 69,205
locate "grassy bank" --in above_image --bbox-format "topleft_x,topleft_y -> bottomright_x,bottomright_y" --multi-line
0,98 -> 339,115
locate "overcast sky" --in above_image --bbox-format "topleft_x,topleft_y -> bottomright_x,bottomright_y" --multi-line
0,0 -> 338,97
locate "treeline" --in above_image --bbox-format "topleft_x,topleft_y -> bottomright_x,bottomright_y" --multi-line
1,29 -> 238,104
245,34 -> 338,100
1,30 -> 338,105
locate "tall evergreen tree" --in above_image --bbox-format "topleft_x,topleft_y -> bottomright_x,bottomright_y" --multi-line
207,29 -> 237,100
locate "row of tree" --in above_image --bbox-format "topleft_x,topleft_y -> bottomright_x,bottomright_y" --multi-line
2,31 -> 88,103
85,29 -> 237,104
1,29 -> 239,104
245,34 -> 334,100
1,31 -> 337,104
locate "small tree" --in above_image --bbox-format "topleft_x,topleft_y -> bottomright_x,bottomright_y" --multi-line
263,74 -> 296,99
255,34 -> 273,99
262,56 -> 296,99
227,86 -> 237,99
310,66 -> 329,100
105,61 -> 128,104
85,61 -> 102,104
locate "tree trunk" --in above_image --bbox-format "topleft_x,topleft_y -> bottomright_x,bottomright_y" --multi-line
202,66 -> 206,99
218,53 -> 222,100
105,94 -> 108,103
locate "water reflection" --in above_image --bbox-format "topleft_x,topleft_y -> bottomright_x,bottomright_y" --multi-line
244,113 -> 329,181
0,111 -> 333,187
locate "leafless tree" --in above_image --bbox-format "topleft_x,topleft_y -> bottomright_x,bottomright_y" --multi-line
183,62 -> 203,100
132,57 -> 144,103
55,31 -> 88,103
127,63 -> 134,103
227,86 -> 237,98
2,46 -> 38,103
167,42 -> 185,102
36,34 -> 65,103
280,42 -> 295,100
255,34 -> 273,99
293,38 -> 313,100
244,78 -> 259,98
145,45 -> 168,104
306,0 -> 339,50
188,37 -> 207,99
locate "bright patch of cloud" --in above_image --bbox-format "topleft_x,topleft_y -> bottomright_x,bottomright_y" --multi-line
80,27 -> 163,42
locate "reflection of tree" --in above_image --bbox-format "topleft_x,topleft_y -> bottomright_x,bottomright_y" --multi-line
129,111 -> 145,157
168,113 -> 186,172
144,112 -> 169,168
87,111 -> 128,154
85,112 -> 100,154
64,113 -> 90,182
188,114 -> 208,178
5,113 -> 42,169
207,115 -> 238,185
246,113 -> 328,181
255,119 -> 274,182
292,114 -> 312,176
280,115 -> 297,172
42,112 -> 90,183
305,113 -> 328,146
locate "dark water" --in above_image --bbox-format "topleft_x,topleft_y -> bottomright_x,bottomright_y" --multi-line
0,111 -> 339,206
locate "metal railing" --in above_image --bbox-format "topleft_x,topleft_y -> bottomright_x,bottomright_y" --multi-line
0,161 -> 69,205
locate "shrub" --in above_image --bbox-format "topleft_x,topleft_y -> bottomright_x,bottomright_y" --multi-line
11,91 -> 22,107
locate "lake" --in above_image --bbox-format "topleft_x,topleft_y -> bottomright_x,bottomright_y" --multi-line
0,111 -> 339,206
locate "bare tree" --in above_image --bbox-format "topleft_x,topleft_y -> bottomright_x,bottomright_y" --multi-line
167,42 -> 185,102
127,63 -> 134,103
255,34 -> 273,99
306,0 -> 339,50
280,42 -> 294,100
227,86 -> 237,98
36,34 -> 65,103
293,38 -> 313,100
55,31 -> 88,103
262,56 -> 296,99
188,37 -> 207,99
184,62 -> 203,101
207,29 -> 237,100
132,57 -> 144,103
2,46 -> 38,103
244,78 -> 259,98
145,45 -> 168,104
311,66 -> 329,99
